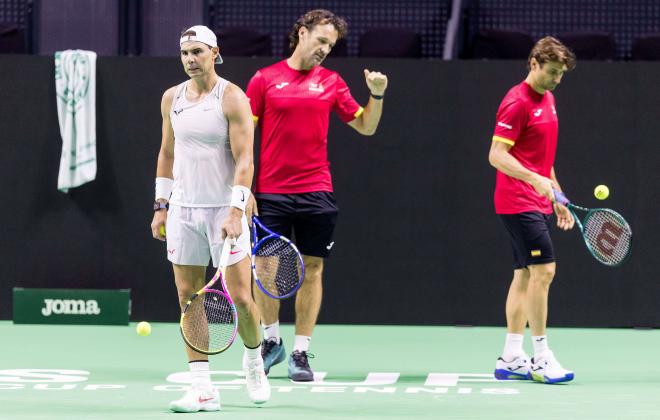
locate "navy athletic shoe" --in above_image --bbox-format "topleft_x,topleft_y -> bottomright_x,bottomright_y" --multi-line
288,350 -> 315,382
261,338 -> 286,375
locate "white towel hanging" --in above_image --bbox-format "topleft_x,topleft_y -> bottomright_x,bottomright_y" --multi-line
55,49 -> 97,193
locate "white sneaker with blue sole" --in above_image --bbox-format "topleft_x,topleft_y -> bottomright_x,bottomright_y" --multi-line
529,350 -> 574,384
494,353 -> 532,380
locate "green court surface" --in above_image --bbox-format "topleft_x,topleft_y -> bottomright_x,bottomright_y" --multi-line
1,322 -> 659,419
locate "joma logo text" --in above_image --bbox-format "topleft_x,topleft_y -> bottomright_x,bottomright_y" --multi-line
41,299 -> 101,316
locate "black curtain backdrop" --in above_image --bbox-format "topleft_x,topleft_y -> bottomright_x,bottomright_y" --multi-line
0,55 -> 657,327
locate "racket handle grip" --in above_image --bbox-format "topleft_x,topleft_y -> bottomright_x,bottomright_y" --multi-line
553,189 -> 570,206
219,238 -> 234,267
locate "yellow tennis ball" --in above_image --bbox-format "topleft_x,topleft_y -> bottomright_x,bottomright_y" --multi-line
594,185 -> 609,200
159,225 -> 166,236
136,321 -> 151,336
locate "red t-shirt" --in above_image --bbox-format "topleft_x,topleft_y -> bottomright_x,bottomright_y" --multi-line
492,81 -> 558,214
246,60 -> 363,194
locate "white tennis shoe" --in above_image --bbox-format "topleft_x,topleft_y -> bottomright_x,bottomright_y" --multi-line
529,350 -> 574,384
169,385 -> 220,412
244,355 -> 271,404
494,353 -> 531,380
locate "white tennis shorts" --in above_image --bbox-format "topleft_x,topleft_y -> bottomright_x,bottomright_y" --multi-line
166,205 -> 250,267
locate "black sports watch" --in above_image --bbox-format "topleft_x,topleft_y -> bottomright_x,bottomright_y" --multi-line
153,201 -> 169,211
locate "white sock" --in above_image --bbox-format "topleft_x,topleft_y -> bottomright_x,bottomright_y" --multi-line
263,322 -> 280,343
532,335 -> 549,358
293,335 -> 311,352
189,360 -> 211,388
502,333 -> 525,360
245,344 -> 262,361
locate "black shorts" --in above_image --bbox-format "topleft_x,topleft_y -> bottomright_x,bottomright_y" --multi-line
499,212 -> 555,269
255,192 -> 339,258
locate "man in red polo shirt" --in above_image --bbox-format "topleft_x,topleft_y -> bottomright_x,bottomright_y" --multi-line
489,36 -> 577,384
245,9 -> 388,381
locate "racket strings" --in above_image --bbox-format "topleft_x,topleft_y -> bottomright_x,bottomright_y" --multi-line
255,238 -> 303,297
583,210 -> 632,265
181,291 -> 236,353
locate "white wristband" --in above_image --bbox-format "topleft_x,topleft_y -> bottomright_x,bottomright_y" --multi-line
155,177 -> 173,201
230,185 -> 251,212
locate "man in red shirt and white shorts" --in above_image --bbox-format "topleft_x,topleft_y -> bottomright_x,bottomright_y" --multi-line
245,9 -> 388,381
489,36 -> 577,384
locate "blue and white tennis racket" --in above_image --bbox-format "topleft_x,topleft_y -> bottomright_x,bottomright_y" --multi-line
251,216 -> 304,299
554,190 -> 632,267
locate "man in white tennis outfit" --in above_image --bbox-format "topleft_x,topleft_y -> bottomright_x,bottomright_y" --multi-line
150,25 -> 270,412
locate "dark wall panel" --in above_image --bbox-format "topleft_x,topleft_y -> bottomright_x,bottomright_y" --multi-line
0,55 -> 657,327
37,0 -> 119,55
141,0 -> 205,57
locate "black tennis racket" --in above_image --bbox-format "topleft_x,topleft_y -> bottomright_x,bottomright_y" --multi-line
554,190 -> 632,267
251,216 -> 305,299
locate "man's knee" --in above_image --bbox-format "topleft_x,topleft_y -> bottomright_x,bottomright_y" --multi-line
232,292 -> 254,311
176,282 -> 199,306
529,263 -> 555,286
515,268 -> 530,280
303,256 -> 324,278
509,268 -> 530,294
173,265 -> 206,305
176,286 -> 195,305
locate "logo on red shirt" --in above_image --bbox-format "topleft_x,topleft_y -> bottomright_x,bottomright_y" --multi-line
309,83 -> 324,92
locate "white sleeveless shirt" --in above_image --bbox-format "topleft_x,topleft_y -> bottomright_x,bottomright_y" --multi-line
169,78 -> 234,207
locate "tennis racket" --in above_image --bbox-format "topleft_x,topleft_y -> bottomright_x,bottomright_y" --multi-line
180,239 -> 238,355
554,190 -> 632,267
251,216 -> 305,299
